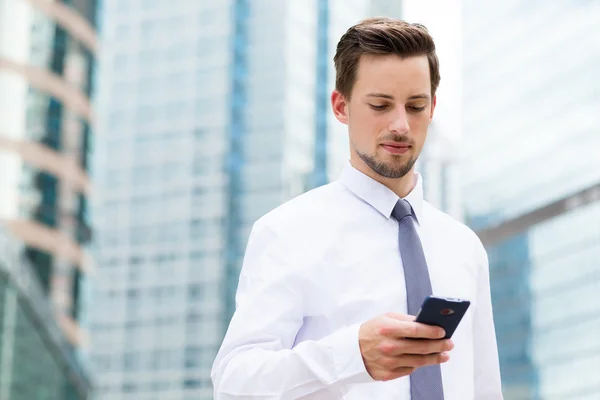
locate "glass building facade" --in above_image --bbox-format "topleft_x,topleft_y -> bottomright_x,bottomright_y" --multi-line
90,1 -> 401,399
462,1 -> 600,398
0,0 -> 97,398
0,228 -> 92,399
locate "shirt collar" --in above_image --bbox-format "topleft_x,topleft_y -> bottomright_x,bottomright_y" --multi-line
338,160 -> 424,224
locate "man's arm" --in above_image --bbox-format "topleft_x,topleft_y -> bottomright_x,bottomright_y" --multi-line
210,220 -> 372,399
472,238 -> 504,399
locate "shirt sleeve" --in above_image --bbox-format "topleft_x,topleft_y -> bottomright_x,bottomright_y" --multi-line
472,237 -> 504,399
211,220 -> 373,399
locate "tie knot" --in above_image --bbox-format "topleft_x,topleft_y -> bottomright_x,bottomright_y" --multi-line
392,199 -> 413,221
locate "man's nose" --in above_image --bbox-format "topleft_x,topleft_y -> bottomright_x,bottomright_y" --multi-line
389,109 -> 410,134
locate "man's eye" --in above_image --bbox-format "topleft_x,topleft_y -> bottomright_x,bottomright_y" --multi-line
369,104 -> 388,111
408,106 -> 426,112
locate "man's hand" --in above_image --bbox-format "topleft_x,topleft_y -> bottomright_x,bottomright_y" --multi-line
359,312 -> 454,381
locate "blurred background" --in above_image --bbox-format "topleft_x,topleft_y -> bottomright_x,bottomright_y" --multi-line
0,0 -> 599,399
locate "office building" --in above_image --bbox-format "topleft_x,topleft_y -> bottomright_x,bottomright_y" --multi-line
89,1 -> 401,398
418,126 -> 463,220
0,227 -> 91,399
462,1 -> 600,398
0,0 -> 98,398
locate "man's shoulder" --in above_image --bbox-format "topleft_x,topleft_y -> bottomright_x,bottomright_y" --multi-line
423,201 -> 485,250
256,181 -> 344,230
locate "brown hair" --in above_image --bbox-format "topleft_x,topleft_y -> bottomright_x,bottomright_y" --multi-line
334,17 -> 440,99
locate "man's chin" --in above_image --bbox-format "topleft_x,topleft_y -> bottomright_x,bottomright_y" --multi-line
355,150 -> 415,179
369,163 -> 413,179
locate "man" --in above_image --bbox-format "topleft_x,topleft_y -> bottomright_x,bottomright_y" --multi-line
211,17 -> 503,399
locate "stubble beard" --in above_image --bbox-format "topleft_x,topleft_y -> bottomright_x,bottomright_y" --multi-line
356,149 -> 417,179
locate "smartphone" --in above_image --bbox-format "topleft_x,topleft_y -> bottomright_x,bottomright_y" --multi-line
415,296 -> 470,339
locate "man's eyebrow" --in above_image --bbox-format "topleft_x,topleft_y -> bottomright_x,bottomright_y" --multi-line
408,93 -> 431,100
366,93 -> 394,99
365,93 -> 431,101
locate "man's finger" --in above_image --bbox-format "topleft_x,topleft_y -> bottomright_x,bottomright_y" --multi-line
385,312 -> 416,322
397,352 -> 451,369
378,318 -> 445,340
398,338 -> 454,355
393,321 -> 446,340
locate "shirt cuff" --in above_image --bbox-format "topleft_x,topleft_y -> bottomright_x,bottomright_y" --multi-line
320,322 -> 376,386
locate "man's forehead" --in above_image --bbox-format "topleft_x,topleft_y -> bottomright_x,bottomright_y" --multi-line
357,53 -> 429,68
354,55 -> 431,91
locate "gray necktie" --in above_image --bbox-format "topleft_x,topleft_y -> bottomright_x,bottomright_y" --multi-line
392,199 -> 444,400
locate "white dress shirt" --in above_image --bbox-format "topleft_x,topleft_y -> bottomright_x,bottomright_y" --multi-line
211,162 -> 503,399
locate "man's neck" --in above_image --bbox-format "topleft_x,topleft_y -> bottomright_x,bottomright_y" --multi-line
349,157 -> 417,199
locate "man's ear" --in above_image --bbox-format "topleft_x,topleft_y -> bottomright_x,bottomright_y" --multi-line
331,90 -> 349,125
429,94 -> 437,124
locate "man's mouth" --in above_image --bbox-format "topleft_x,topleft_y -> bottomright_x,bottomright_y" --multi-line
381,142 -> 411,154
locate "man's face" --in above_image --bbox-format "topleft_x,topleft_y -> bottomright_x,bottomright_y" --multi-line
332,54 -> 436,179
